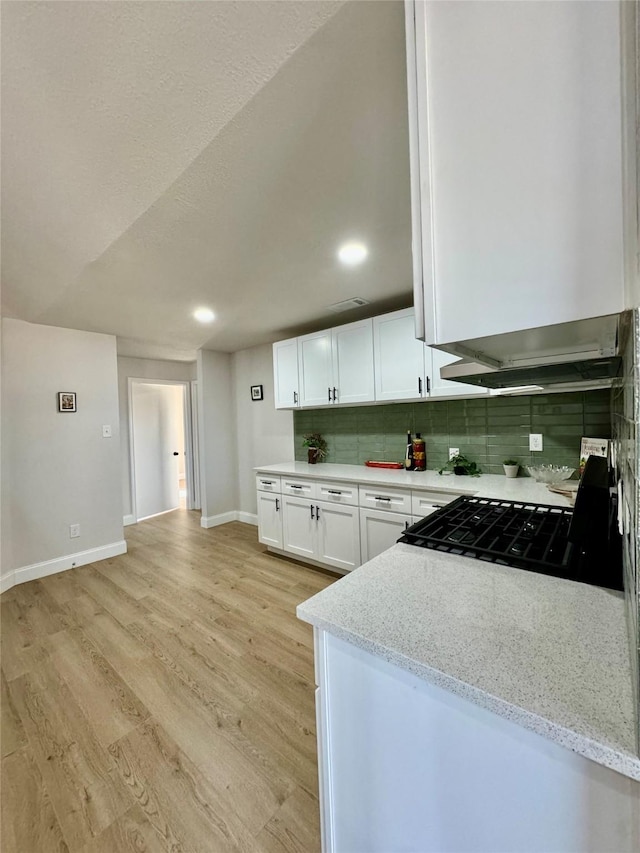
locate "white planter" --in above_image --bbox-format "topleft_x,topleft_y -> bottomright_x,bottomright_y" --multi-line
503,465 -> 519,479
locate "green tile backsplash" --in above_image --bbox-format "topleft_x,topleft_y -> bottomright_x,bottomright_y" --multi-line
294,390 -> 612,475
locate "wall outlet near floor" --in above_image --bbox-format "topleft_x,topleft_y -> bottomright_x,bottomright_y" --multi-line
69,523 -> 80,538
529,433 -> 544,452
449,447 -> 460,460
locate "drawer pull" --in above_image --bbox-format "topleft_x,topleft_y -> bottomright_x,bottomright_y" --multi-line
275,498 -> 279,511
310,504 -> 315,519
327,489 -> 342,495
374,496 -> 391,502
290,484 -> 303,490
260,480 -> 275,485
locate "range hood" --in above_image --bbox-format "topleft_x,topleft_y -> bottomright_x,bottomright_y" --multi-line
438,314 -> 622,391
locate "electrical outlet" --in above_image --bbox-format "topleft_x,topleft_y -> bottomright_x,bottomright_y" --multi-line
102,424 -> 112,438
529,433 -> 543,452
69,524 -> 80,538
449,447 -> 459,460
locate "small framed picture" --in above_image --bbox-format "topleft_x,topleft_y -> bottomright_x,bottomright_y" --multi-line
58,392 -> 77,412
250,384 -> 263,401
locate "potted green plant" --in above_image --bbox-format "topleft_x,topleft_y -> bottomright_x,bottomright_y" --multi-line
503,459 -> 520,479
438,454 -> 481,477
303,433 -> 327,464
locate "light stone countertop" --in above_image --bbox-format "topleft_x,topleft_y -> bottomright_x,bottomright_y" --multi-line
255,461 -> 573,507
298,543 -> 640,781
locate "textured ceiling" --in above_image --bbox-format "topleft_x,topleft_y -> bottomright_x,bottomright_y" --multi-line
1,0 -> 412,358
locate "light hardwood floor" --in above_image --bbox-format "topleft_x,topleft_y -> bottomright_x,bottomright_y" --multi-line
1,512 -> 337,852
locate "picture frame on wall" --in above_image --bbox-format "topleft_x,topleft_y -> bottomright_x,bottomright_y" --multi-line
58,391 -> 77,412
250,384 -> 263,401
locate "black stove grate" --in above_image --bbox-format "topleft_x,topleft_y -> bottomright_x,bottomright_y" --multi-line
400,496 -> 576,578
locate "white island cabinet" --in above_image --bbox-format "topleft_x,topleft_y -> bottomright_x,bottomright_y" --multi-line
298,542 -> 640,853
406,0 -> 625,345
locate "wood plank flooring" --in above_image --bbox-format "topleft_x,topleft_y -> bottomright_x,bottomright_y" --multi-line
1,512 -> 337,852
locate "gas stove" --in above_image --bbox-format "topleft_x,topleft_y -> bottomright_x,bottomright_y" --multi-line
399,484 -> 622,591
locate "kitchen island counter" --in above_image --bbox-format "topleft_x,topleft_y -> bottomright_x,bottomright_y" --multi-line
298,541 -> 640,781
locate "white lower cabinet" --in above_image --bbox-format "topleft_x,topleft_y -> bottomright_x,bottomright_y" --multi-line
282,496 -> 361,572
360,508 -> 413,563
256,492 -> 283,549
282,495 -> 317,561
316,502 -> 360,572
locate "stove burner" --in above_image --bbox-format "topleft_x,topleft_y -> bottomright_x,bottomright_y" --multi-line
400,496 -> 576,581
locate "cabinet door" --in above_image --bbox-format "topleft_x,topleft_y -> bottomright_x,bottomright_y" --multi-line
298,330 -> 334,407
257,492 -> 283,549
282,495 -> 317,560
360,508 -> 413,564
273,338 -> 300,409
409,1 -> 624,345
331,319 -> 375,405
373,309 -> 427,401
316,502 -> 360,573
428,348 -> 488,399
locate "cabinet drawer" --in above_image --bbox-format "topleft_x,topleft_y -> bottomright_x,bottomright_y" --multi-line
316,480 -> 358,506
256,474 -> 282,493
358,485 -> 412,515
411,491 -> 460,518
282,477 -> 317,499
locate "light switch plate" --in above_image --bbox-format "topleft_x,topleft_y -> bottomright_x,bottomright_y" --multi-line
529,433 -> 543,452
102,425 -> 112,438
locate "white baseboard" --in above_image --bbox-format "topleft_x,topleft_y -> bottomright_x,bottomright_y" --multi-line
200,511 -> 238,529
200,511 -> 258,529
0,540 -> 128,595
123,514 -> 136,526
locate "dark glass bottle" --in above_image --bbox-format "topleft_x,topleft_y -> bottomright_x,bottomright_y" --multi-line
405,430 -> 414,470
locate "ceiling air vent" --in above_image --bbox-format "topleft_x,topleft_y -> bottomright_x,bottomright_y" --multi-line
327,297 -> 369,313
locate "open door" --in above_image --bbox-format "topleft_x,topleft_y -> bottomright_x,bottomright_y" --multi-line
130,381 -> 187,521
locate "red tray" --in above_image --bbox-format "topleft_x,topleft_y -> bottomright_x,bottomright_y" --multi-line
365,460 -> 404,469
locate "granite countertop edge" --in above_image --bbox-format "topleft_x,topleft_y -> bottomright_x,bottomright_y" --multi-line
297,604 -> 640,782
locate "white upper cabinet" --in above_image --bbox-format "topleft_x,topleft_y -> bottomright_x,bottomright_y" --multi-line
373,308 -> 427,401
273,337 -> 300,409
298,321 -> 375,407
331,319 -> 375,405
298,330 -> 334,407
406,0 -> 625,345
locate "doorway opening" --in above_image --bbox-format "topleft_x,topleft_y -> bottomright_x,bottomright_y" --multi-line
128,379 -> 197,522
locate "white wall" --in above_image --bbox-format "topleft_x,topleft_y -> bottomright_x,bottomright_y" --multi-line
197,350 -> 238,525
232,343 -> 294,518
1,319 -> 124,589
117,356 -> 196,520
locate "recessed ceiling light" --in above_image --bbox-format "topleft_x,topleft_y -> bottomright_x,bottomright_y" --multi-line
338,241 -> 368,266
193,307 -> 215,323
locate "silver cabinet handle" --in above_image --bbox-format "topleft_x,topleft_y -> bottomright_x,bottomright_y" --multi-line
327,489 -> 342,495
310,504 -> 315,519
275,498 -> 279,511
